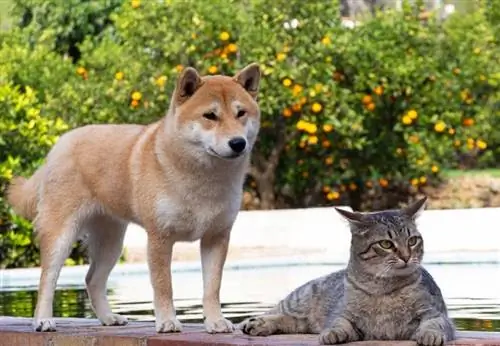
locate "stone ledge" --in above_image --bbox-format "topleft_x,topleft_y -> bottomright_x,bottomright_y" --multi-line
1,317 -> 499,346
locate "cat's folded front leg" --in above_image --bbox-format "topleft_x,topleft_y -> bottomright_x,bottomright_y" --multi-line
319,316 -> 361,345
240,314 -> 310,336
414,315 -> 455,346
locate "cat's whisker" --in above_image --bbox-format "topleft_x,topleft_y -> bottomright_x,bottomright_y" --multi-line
375,264 -> 392,278
409,258 -> 420,265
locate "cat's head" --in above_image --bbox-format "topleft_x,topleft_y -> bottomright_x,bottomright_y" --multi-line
335,197 -> 427,278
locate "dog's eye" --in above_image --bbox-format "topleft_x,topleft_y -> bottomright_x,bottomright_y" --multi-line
203,112 -> 218,121
236,110 -> 247,118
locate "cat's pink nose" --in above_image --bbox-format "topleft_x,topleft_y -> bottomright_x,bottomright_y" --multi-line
398,251 -> 410,263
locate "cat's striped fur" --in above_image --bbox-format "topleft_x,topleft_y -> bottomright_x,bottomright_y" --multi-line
240,197 -> 455,345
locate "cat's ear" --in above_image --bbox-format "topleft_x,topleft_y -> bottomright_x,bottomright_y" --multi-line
402,196 -> 428,219
335,208 -> 366,226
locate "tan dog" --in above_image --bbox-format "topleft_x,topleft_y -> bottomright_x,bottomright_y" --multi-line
6,63 -> 261,334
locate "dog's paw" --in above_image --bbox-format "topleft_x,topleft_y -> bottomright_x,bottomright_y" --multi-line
240,317 -> 276,337
415,329 -> 446,346
33,318 -> 56,332
155,318 -> 183,333
99,313 -> 128,326
205,317 -> 234,334
319,327 -> 350,345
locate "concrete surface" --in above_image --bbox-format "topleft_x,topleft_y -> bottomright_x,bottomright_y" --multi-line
123,206 -> 500,264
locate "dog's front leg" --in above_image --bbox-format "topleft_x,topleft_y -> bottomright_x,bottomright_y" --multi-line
200,230 -> 235,333
147,231 -> 182,333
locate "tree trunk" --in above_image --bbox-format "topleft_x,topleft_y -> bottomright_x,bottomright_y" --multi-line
257,178 -> 276,210
249,120 -> 293,210
251,168 -> 276,210
348,187 -> 363,211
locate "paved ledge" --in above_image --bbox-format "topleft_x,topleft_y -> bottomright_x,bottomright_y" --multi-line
1,317 -> 500,346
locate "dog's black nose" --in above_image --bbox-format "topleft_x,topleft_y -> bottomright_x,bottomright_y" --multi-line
228,137 -> 247,153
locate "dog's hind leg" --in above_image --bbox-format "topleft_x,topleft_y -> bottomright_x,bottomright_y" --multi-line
85,214 -> 128,326
33,213 -> 80,332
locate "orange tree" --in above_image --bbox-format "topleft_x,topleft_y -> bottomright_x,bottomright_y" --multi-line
437,3 -> 499,169
240,0 -> 497,209
2,0 -> 498,216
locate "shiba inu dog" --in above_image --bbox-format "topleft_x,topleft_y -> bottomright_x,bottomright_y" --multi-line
6,63 -> 261,334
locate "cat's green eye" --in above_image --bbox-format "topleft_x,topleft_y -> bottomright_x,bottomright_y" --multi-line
408,236 -> 419,246
378,240 -> 394,249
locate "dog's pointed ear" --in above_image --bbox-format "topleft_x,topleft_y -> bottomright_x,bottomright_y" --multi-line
174,67 -> 202,105
233,63 -> 261,99
402,196 -> 428,220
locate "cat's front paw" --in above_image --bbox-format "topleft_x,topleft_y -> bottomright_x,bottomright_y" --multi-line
319,327 -> 350,345
415,329 -> 446,346
240,316 -> 276,336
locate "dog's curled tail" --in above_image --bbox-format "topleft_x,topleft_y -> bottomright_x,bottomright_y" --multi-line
6,167 -> 43,221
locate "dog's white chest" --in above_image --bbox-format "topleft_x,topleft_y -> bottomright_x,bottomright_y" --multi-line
155,195 -> 239,241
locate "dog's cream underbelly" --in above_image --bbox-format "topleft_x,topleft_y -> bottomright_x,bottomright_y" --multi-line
154,195 -> 239,241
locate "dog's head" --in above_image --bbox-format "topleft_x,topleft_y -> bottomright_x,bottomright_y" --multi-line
167,63 -> 261,161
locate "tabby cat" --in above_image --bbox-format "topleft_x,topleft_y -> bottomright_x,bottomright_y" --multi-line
240,197 -> 455,345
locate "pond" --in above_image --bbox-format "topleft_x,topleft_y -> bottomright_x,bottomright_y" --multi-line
0,261 -> 499,332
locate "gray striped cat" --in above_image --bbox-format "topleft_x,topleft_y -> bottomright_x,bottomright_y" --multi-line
240,197 -> 455,345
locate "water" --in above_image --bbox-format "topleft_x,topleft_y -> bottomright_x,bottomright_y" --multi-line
1,262 -> 499,332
